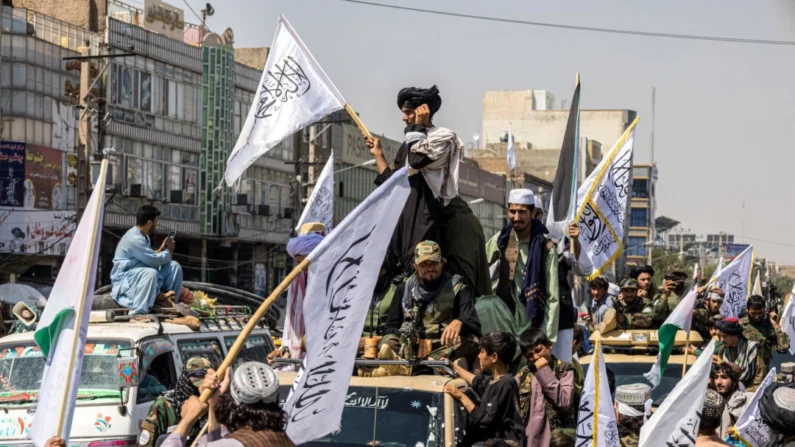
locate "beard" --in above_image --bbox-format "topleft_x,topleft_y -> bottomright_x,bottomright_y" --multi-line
419,274 -> 444,291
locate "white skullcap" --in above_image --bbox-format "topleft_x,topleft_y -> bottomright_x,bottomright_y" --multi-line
534,196 -> 543,211
508,189 -> 535,206
608,283 -> 620,297
230,361 -> 279,405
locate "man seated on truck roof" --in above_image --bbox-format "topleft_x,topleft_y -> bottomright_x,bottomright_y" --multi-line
281,230 -> 324,364
111,205 -> 183,315
139,356 -> 212,447
377,240 -> 481,376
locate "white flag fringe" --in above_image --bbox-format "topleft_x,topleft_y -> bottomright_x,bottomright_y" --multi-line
30,161 -> 108,446
574,117 -> 639,280
224,14 -> 346,186
717,245 -> 754,318
729,368 -> 778,447
296,152 -> 335,232
284,167 -> 411,444
639,339 -> 716,447
575,339 -> 619,447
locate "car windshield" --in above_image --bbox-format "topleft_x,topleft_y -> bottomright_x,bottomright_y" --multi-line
279,385 -> 444,447
224,335 -> 271,367
583,362 -> 684,406
0,340 -> 131,405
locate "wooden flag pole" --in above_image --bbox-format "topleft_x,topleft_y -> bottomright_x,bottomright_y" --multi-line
197,257 -> 311,404
189,257 -> 310,446
55,159 -> 108,438
344,104 -> 371,138
682,331 -> 691,378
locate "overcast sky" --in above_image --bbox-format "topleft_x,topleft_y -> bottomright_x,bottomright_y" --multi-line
177,0 -> 795,264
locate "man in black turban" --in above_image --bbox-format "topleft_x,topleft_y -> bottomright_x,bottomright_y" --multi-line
365,85 -> 492,297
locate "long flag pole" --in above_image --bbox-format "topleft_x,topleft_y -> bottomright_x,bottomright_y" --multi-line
344,103 -> 371,138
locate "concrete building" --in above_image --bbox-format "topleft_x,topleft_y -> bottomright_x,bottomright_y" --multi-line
626,164 -> 655,266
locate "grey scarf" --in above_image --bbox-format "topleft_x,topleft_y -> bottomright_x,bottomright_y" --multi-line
402,272 -> 451,314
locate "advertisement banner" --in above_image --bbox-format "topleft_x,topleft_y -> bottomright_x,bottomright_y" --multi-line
0,209 -> 76,255
0,141 -> 25,207
25,145 -> 65,210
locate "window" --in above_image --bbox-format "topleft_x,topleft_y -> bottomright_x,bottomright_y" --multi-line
177,338 -> 224,368
144,160 -> 164,200
138,352 -> 176,403
632,179 -> 649,199
224,335 -> 273,367
628,237 -> 647,257
630,208 -> 647,228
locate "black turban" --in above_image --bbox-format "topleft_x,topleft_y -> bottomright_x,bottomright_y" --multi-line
397,85 -> 442,116
760,382 -> 795,436
630,264 -> 655,279
716,317 -> 743,336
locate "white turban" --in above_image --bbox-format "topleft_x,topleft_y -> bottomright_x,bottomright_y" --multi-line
508,189 -> 535,206
287,233 -> 324,259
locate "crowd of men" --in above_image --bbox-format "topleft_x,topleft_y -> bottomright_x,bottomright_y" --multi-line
94,85 -> 795,447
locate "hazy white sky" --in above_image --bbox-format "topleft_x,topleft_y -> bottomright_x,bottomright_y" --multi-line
178,0 -> 795,263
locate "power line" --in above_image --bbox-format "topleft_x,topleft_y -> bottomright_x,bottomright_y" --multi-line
340,0 -> 795,47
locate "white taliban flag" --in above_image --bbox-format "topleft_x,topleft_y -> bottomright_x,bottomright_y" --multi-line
575,339 -> 619,447
224,14 -> 346,186
752,272 -> 762,296
296,152 -> 334,232
643,285 -> 698,388
717,245 -> 754,318
782,292 -> 795,355
30,161 -> 108,446
574,117 -> 639,280
706,257 -> 724,288
729,368 -> 778,447
284,167 -> 410,444
506,124 -> 516,170
639,339 -> 716,447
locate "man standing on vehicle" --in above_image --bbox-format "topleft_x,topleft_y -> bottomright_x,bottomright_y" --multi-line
652,265 -> 688,325
693,289 -> 725,341
139,357 -> 212,447
630,265 -> 655,301
111,205 -> 183,315
615,278 -> 654,330
378,240 -> 481,375
740,295 -> 790,376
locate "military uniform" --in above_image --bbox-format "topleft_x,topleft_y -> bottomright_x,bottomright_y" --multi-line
620,432 -> 640,447
517,358 -> 577,431
739,315 -> 790,374
139,357 -> 212,447
615,383 -> 652,447
616,298 -> 654,329
361,280 -> 397,336
651,265 -> 688,324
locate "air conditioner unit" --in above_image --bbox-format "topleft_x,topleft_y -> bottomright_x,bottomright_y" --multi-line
170,190 -> 184,204
129,184 -> 144,197
258,205 -> 270,216
283,208 -> 293,219
237,193 -> 249,205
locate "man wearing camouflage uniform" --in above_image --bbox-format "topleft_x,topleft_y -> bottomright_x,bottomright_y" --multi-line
692,289 -> 724,341
652,264 -> 688,325
740,295 -> 790,377
138,357 -> 212,447
615,279 -> 653,330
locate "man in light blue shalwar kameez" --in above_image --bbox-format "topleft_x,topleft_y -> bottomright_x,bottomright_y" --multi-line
111,205 -> 183,315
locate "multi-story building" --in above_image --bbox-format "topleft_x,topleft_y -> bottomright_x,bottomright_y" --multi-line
626,164 -> 656,266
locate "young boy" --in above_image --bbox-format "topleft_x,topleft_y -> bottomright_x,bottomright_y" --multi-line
516,329 -> 576,447
445,331 -> 525,447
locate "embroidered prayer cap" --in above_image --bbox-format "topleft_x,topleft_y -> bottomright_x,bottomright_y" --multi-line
619,278 -> 639,290
707,289 -> 725,302
773,385 -> 795,410
415,240 -> 443,265
717,317 -> 743,336
298,222 -> 326,236
760,382 -> 795,436
782,362 -> 795,374
508,189 -> 535,207
702,389 -> 725,420
184,357 -> 212,387
397,85 -> 442,115
615,383 -> 652,406
287,232 -> 324,259
230,361 -> 279,405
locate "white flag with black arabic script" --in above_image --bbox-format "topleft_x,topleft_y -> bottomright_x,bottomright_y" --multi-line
716,245 -> 754,318
574,117 -> 639,280
731,368 -> 778,447
224,14 -> 346,186
296,152 -> 334,232
284,167 -> 410,444
575,339 -> 619,447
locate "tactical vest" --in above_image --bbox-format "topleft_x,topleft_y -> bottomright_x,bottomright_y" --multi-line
407,275 -> 464,339
362,284 -> 397,336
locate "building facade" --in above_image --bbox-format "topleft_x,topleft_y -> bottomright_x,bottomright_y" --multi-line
626,164 -> 655,266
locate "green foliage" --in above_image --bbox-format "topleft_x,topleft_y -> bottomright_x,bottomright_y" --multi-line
773,276 -> 794,297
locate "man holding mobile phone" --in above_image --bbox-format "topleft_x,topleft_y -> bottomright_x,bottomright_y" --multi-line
111,205 -> 183,315
651,264 -> 688,325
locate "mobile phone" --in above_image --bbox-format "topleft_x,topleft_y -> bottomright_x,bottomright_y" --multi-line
168,230 -> 177,240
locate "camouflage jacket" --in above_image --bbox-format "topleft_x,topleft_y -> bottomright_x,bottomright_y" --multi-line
652,291 -> 682,324
620,432 -> 639,447
739,316 -> 790,368
617,298 -> 653,329
139,397 -> 204,447
517,358 -> 577,430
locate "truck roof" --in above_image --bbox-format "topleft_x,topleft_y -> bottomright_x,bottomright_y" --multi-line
1,321 -> 203,344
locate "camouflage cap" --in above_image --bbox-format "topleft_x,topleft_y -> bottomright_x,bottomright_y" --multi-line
185,357 -> 212,386
415,240 -> 443,265
619,278 -> 639,290
666,264 -> 686,275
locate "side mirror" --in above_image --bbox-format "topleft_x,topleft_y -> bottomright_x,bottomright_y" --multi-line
117,357 -> 140,388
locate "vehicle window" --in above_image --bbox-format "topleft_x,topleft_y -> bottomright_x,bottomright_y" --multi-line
278,386 -> 443,447
138,353 -> 176,403
224,335 -> 272,367
582,362 -> 682,406
0,340 -> 131,406
177,338 -> 224,368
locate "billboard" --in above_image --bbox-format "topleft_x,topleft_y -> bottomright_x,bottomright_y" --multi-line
25,145 -> 65,210
0,141 -> 25,207
341,124 -> 399,168
143,0 -> 185,41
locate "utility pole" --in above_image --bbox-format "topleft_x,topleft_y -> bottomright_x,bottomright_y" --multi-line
77,43 -> 91,216
307,124 -> 316,195
648,87 -> 656,267
679,232 -> 684,262
718,232 -> 723,261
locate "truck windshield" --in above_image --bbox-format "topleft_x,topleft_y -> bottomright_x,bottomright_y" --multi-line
279,385 -> 444,447
0,340 -> 132,405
